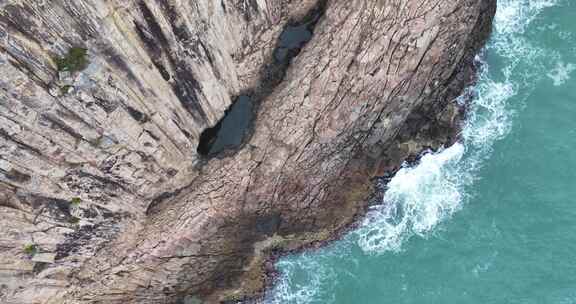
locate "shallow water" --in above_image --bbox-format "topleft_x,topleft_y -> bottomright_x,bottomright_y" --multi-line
263,1 -> 576,303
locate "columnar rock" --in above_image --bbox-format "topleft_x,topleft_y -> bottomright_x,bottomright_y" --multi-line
0,0 -> 496,303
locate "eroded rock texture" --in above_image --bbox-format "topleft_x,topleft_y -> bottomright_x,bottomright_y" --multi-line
0,0 -> 495,303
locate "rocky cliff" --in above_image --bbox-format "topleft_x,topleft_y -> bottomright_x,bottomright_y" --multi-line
0,0 -> 496,303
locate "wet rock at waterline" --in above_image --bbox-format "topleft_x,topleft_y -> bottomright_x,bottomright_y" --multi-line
0,0 -> 496,303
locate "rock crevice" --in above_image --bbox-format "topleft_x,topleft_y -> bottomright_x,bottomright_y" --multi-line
0,0 -> 496,303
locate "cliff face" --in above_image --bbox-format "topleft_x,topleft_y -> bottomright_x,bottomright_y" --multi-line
0,0 -> 495,303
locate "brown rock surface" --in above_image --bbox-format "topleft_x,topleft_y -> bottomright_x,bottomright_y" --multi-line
0,0 -> 496,303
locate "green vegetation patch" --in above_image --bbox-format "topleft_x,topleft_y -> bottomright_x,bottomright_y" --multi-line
60,85 -> 73,95
69,216 -> 80,224
54,47 -> 89,72
70,197 -> 82,206
23,244 -> 38,255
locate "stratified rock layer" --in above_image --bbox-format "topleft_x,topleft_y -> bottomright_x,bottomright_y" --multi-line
0,0 -> 495,303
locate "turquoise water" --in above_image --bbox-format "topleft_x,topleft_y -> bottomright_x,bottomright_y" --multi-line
263,1 -> 576,303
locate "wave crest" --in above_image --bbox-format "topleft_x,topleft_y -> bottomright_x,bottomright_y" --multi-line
355,0 -> 559,254
266,0 -> 562,302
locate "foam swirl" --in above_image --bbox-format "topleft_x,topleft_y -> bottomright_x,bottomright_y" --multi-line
265,0 -> 562,302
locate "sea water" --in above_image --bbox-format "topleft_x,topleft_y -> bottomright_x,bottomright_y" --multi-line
263,0 -> 576,303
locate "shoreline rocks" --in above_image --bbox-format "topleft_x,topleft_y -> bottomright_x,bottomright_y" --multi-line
0,0 -> 496,303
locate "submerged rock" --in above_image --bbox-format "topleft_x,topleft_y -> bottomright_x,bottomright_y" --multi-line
0,0 -> 496,303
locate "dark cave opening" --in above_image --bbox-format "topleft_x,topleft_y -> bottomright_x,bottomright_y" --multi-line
196,1 -> 326,158
197,95 -> 254,156
274,10 -> 321,63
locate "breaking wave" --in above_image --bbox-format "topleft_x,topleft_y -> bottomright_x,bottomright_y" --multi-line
266,254 -> 338,304
356,0 -> 560,255
264,0 -> 563,302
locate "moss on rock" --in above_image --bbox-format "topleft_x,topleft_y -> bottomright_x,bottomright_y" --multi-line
54,47 -> 89,72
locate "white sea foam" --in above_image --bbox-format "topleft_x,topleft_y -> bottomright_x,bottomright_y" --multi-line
355,0 -> 560,254
265,0 -> 561,302
265,255 -> 337,304
547,61 -> 575,86
357,144 -> 465,252
494,0 -> 558,35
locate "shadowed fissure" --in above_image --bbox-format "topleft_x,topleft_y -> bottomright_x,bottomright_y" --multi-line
196,3 -> 326,157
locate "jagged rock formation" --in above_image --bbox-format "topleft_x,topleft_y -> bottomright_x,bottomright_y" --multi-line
0,0 -> 496,303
